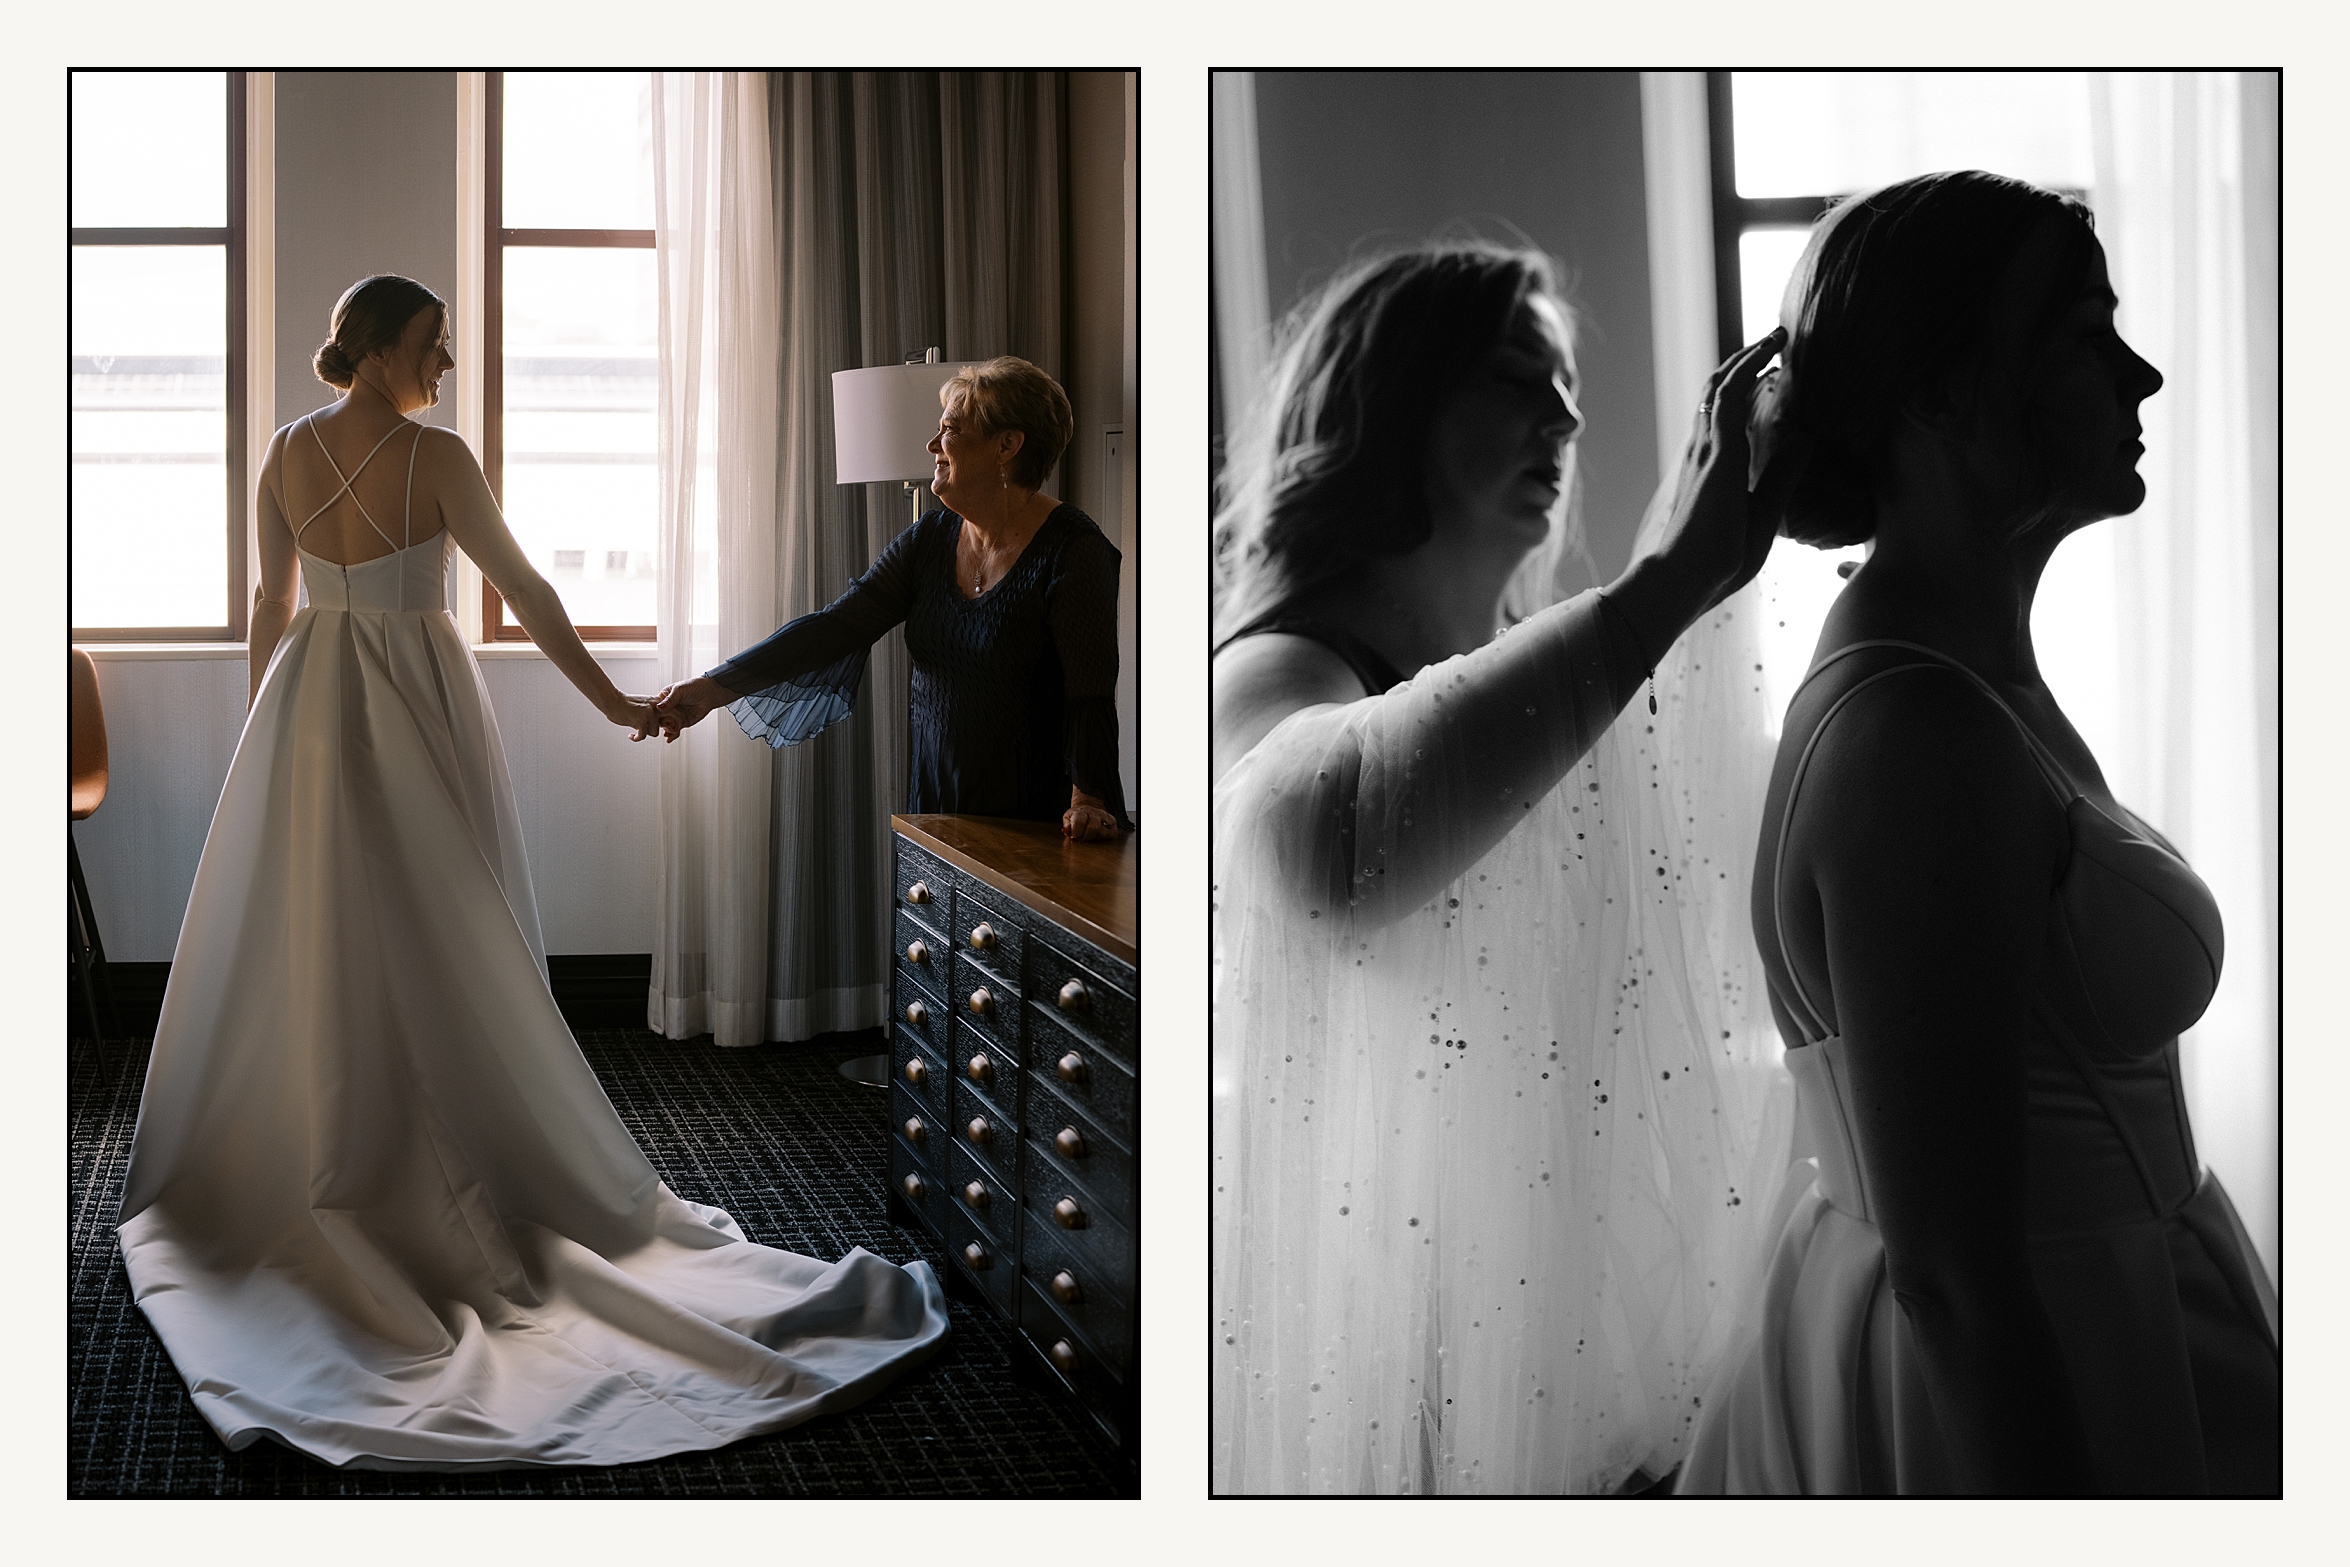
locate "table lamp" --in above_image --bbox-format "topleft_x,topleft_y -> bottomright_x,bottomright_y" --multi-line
832,348 -> 979,526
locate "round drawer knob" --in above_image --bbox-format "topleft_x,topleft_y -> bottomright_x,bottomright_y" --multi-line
1053,1196 -> 1088,1230
902,1057 -> 927,1088
901,1173 -> 925,1200
968,986 -> 995,1017
964,1180 -> 990,1211
1057,978 -> 1089,1012
1056,1050 -> 1088,1084
969,921 -> 997,951
962,1242 -> 990,1271
903,1116 -> 926,1145
905,880 -> 930,905
966,1116 -> 992,1146
1049,1339 -> 1080,1375
904,1000 -> 927,1027
906,939 -> 928,966
1049,1269 -> 1083,1305
967,1053 -> 993,1086
1055,1126 -> 1087,1159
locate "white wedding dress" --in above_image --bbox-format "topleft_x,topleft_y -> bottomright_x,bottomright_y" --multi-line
115,415 -> 949,1471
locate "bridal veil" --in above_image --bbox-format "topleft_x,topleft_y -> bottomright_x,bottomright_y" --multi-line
1212,578 -> 1794,1495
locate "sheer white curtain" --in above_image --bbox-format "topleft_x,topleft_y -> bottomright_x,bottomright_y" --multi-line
2088,71 -> 2281,1278
648,72 -> 782,1049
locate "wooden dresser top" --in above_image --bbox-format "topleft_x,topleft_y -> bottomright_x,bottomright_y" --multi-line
891,815 -> 1137,969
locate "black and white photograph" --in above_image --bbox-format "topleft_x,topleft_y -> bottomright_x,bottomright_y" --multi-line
66,67 -> 1142,1497
1210,69 -> 2279,1496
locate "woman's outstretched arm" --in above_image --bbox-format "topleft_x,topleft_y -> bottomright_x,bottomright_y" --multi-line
652,519 -> 929,736
424,428 -> 656,737
1213,331 -> 1782,925
1788,671 -> 2098,1494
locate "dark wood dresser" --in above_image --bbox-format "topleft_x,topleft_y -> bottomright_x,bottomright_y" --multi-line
883,814 -> 1139,1462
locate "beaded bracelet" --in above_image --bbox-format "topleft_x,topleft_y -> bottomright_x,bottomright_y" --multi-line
1595,588 -> 1658,715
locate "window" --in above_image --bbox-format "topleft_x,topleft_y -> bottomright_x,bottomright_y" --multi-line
1707,71 -> 2103,728
484,71 -> 658,642
71,70 -> 246,641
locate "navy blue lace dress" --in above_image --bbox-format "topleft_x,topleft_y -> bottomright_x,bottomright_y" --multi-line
708,504 -> 1129,830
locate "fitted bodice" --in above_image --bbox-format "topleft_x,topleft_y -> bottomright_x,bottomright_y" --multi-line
1766,641 -> 2226,1238
299,533 -> 452,615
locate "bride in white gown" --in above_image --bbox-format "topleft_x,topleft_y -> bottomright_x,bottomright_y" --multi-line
115,274 -> 948,1471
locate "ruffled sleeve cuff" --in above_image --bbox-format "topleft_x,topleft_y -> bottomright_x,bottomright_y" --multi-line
719,646 -> 869,749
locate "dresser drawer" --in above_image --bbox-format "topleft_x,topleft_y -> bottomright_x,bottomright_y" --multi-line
889,1136 -> 945,1241
942,1193 -> 1017,1317
950,951 -> 1022,1058
946,1137 -> 1017,1252
893,907 -> 950,987
951,880 -> 1027,982
1017,1202 -> 1132,1367
955,1021 -> 1022,1105
893,968 -> 953,1055
892,1023 -> 952,1122
891,1083 -> 944,1163
951,1073 -> 1022,1192
1020,1167 -> 1134,1300
1025,1030 -> 1135,1145
893,845 -> 952,924
1027,942 -> 1137,1068
1018,1275 -> 1129,1448
1020,1085 -> 1133,1227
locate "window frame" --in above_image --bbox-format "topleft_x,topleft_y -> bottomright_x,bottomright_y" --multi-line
481,70 -> 658,644
69,68 -> 249,644
1705,72 -> 1833,363
1705,71 -> 2092,359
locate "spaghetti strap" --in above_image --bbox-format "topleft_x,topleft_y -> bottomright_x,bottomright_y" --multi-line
297,413 -> 414,554
1770,640 -> 2079,1043
403,423 -> 423,550
1794,639 -> 2076,800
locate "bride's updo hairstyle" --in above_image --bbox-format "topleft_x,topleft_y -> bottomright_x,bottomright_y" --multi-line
1213,241 -> 1566,642
1764,170 -> 2097,548
313,274 -> 446,390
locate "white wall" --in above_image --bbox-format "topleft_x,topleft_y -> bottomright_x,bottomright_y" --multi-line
274,72 -> 463,435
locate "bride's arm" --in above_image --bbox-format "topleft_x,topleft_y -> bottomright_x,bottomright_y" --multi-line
424,429 -> 654,736
1213,332 -> 1781,925
248,430 -> 299,708
1791,675 -> 2097,1494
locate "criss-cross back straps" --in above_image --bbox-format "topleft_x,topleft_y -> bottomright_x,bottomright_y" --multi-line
1770,639 -> 2078,1043
297,412 -> 420,554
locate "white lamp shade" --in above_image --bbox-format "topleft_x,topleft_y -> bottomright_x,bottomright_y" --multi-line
831,361 -> 979,485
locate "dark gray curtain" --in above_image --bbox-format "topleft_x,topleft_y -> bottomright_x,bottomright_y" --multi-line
762,70 -> 1069,1038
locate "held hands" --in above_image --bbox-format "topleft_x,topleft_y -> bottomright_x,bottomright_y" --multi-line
645,676 -> 735,743
604,694 -> 663,742
1629,327 -> 1787,616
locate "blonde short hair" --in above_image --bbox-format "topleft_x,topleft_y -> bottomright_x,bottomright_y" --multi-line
942,357 -> 1074,490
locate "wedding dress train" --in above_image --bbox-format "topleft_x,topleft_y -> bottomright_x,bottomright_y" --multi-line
115,416 -> 948,1470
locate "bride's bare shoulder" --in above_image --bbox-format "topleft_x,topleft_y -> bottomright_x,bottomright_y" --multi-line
1213,633 -> 1368,781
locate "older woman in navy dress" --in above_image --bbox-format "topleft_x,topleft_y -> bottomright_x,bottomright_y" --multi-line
654,356 -> 1128,838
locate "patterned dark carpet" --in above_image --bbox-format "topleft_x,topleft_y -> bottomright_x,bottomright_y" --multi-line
67,1025 -> 1134,1498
